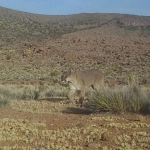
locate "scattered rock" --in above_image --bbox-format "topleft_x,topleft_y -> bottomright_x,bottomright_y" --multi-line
88,143 -> 100,149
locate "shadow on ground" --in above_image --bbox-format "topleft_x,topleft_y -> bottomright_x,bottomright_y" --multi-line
41,97 -> 67,102
63,107 -> 92,115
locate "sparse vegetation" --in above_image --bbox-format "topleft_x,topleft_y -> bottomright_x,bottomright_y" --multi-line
0,114 -> 150,149
0,95 -> 9,107
0,84 -> 67,102
0,6 -> 150,149
0,6 -> 150,84
0,84 -> 39,101
88,85 -> 150,113
0,83 -> 149,114
39,85 -> 67,98
0,6 -> 123,50
0,83 -> 150,149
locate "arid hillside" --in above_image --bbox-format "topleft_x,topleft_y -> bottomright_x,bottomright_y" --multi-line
0,7 -> 150,150
0,6 -> 150,84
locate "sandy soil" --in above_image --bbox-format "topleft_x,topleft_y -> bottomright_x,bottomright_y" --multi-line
0,100 -> 149,150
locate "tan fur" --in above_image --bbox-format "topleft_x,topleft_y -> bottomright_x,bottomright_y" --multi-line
61,69 -> 104,106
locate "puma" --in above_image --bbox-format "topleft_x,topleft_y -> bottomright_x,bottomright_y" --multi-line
61,69 -> 105,106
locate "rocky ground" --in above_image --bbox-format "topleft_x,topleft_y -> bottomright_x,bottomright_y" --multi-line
0,26 -> 150,85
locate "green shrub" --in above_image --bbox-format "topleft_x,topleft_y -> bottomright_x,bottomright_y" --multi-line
88,86 -> 150,113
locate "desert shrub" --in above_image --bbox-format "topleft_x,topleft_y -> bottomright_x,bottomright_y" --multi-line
19,86 -> 40,100
127,72 -> 139,86
50,70 -> 59,77
125,86 -> 150,113
0,84 -> 39,100
0,84 -> 67,101
88,86 -> 150,113
39,85 -> 67,98
0,95 -> 10,107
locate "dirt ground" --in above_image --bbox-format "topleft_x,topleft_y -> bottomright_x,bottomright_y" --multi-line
0,100 -> 149,150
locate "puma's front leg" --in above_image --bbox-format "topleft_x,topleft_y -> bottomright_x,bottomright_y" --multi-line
79,88 -> 85,107
67,83 -> 76,103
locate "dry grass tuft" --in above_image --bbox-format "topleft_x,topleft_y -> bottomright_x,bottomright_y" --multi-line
0,84 -> 67,107
88,85 -> 150,113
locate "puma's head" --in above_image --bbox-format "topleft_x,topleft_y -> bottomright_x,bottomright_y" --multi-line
61,69 -> 71,84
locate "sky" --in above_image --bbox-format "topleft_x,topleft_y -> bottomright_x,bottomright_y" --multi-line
0,0 -> 150,16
